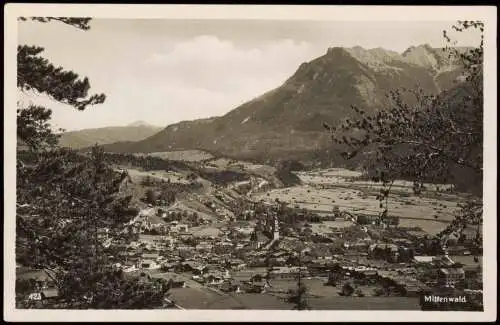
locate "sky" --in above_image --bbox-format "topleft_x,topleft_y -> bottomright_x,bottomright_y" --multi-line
17,19 -> 481,131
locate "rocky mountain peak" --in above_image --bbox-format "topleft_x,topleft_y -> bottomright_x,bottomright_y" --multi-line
98,44 -> 466,162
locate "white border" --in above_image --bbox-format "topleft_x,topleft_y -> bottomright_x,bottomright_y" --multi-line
4,4 -> 497,322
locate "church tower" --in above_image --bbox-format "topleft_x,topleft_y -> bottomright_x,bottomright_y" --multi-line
273,214 -> 280,240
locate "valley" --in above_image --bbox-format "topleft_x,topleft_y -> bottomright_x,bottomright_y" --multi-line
15,19 -> 484,312
71,148 -> 481,310
116,150 -> 466,236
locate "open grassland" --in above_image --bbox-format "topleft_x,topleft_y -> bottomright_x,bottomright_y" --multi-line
135,150 -> 214,162
204,158 -> 277,178
252,168 -> 466,235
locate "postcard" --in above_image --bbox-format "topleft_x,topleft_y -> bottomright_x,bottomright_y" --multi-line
4,3 -> 497,322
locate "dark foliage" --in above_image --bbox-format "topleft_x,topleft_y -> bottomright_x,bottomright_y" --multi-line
198,170 -> 250,186
16,18 -> 169,309
17,17 -> 105,151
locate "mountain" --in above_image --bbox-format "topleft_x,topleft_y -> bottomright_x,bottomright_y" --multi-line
127,120 -> 155,127
58,124 -> 163,149
98,44 -> 468,164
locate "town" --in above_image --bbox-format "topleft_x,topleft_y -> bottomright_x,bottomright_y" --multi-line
17,154 -> 484,311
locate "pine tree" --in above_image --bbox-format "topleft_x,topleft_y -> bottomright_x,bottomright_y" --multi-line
16,18 -> 169,309
17,146 -> 170,308
17,18 -> 105,151
287,252 -> 310,310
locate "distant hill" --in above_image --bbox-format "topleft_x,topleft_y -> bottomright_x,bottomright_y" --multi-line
58,124 -> 163,149
98,44 -> 469,165
126,120 -> 156,127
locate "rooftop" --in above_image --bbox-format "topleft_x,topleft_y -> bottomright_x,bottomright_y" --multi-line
41,288 -> 59,298
413,256 -> 434,263
439,268 -> 465,275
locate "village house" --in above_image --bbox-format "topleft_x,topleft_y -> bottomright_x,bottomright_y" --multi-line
195,241 -> 214,252
269,266 -> 309,280
308,259 -> 340,276
160,262 -> 175,272
432,255 -> 456,267
392,238 -> 415,248
228,259 -> 247,270
219,279 -> 241,293
354,267 -> 378,282
345,240 -> 371,253
206,263 -> 225,273
270,250 -> 289,259
97,227 -> 110,241
138,259 -> 160,270
179,261 -> 208,275
413,255 -> 434,265
204,271 -> 226,285
213,241 -> 234,254
150,273 -> 186,288
204,254 -> 221,265
403,279 -> 431,297
355,214 -> 379,225
463,267 -> 482,290
240,280 -> 268,294
142,252 -> 160,260
438,268 -> 466,287
178,231 -> 194,241
137,252 -> 162,270
139,234 -> 174,247
176,243 -> 193,251
122,257 -> 139,271
172,223 -> 189,233
177,248 -> 195,259
376,270 -> 430,296
442,232 -> 461,247
369,243 -> 400,263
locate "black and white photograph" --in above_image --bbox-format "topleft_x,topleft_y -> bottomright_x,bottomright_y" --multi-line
4,4 -> 497,322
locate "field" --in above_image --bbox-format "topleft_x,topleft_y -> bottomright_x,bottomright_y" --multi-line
265,278 -> 420,310
189,226 -> 222,237
125,168 -> 191,184
204,158 -> 277,179
310,220 -> 356,233
298,168 -> 455,191
135,150 -> 214,162
252,168 -> 466,235
117,151 -> 469,236
166,275 -> 421,310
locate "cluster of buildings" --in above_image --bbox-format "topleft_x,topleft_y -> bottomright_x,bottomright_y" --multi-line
18,180 -> 483,310
114,199 -> 481,301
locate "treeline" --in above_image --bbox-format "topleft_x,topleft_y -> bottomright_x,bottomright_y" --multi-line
275,167 -> 302,187
197,169 -> 250,186
142,181 -> 202,206
102,152 -> 194,173
356,161 -> 482,196
16,146 -> 166,308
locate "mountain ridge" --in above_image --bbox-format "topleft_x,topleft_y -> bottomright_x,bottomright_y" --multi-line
95,44 -> 471,164
58,124 -> 163,150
